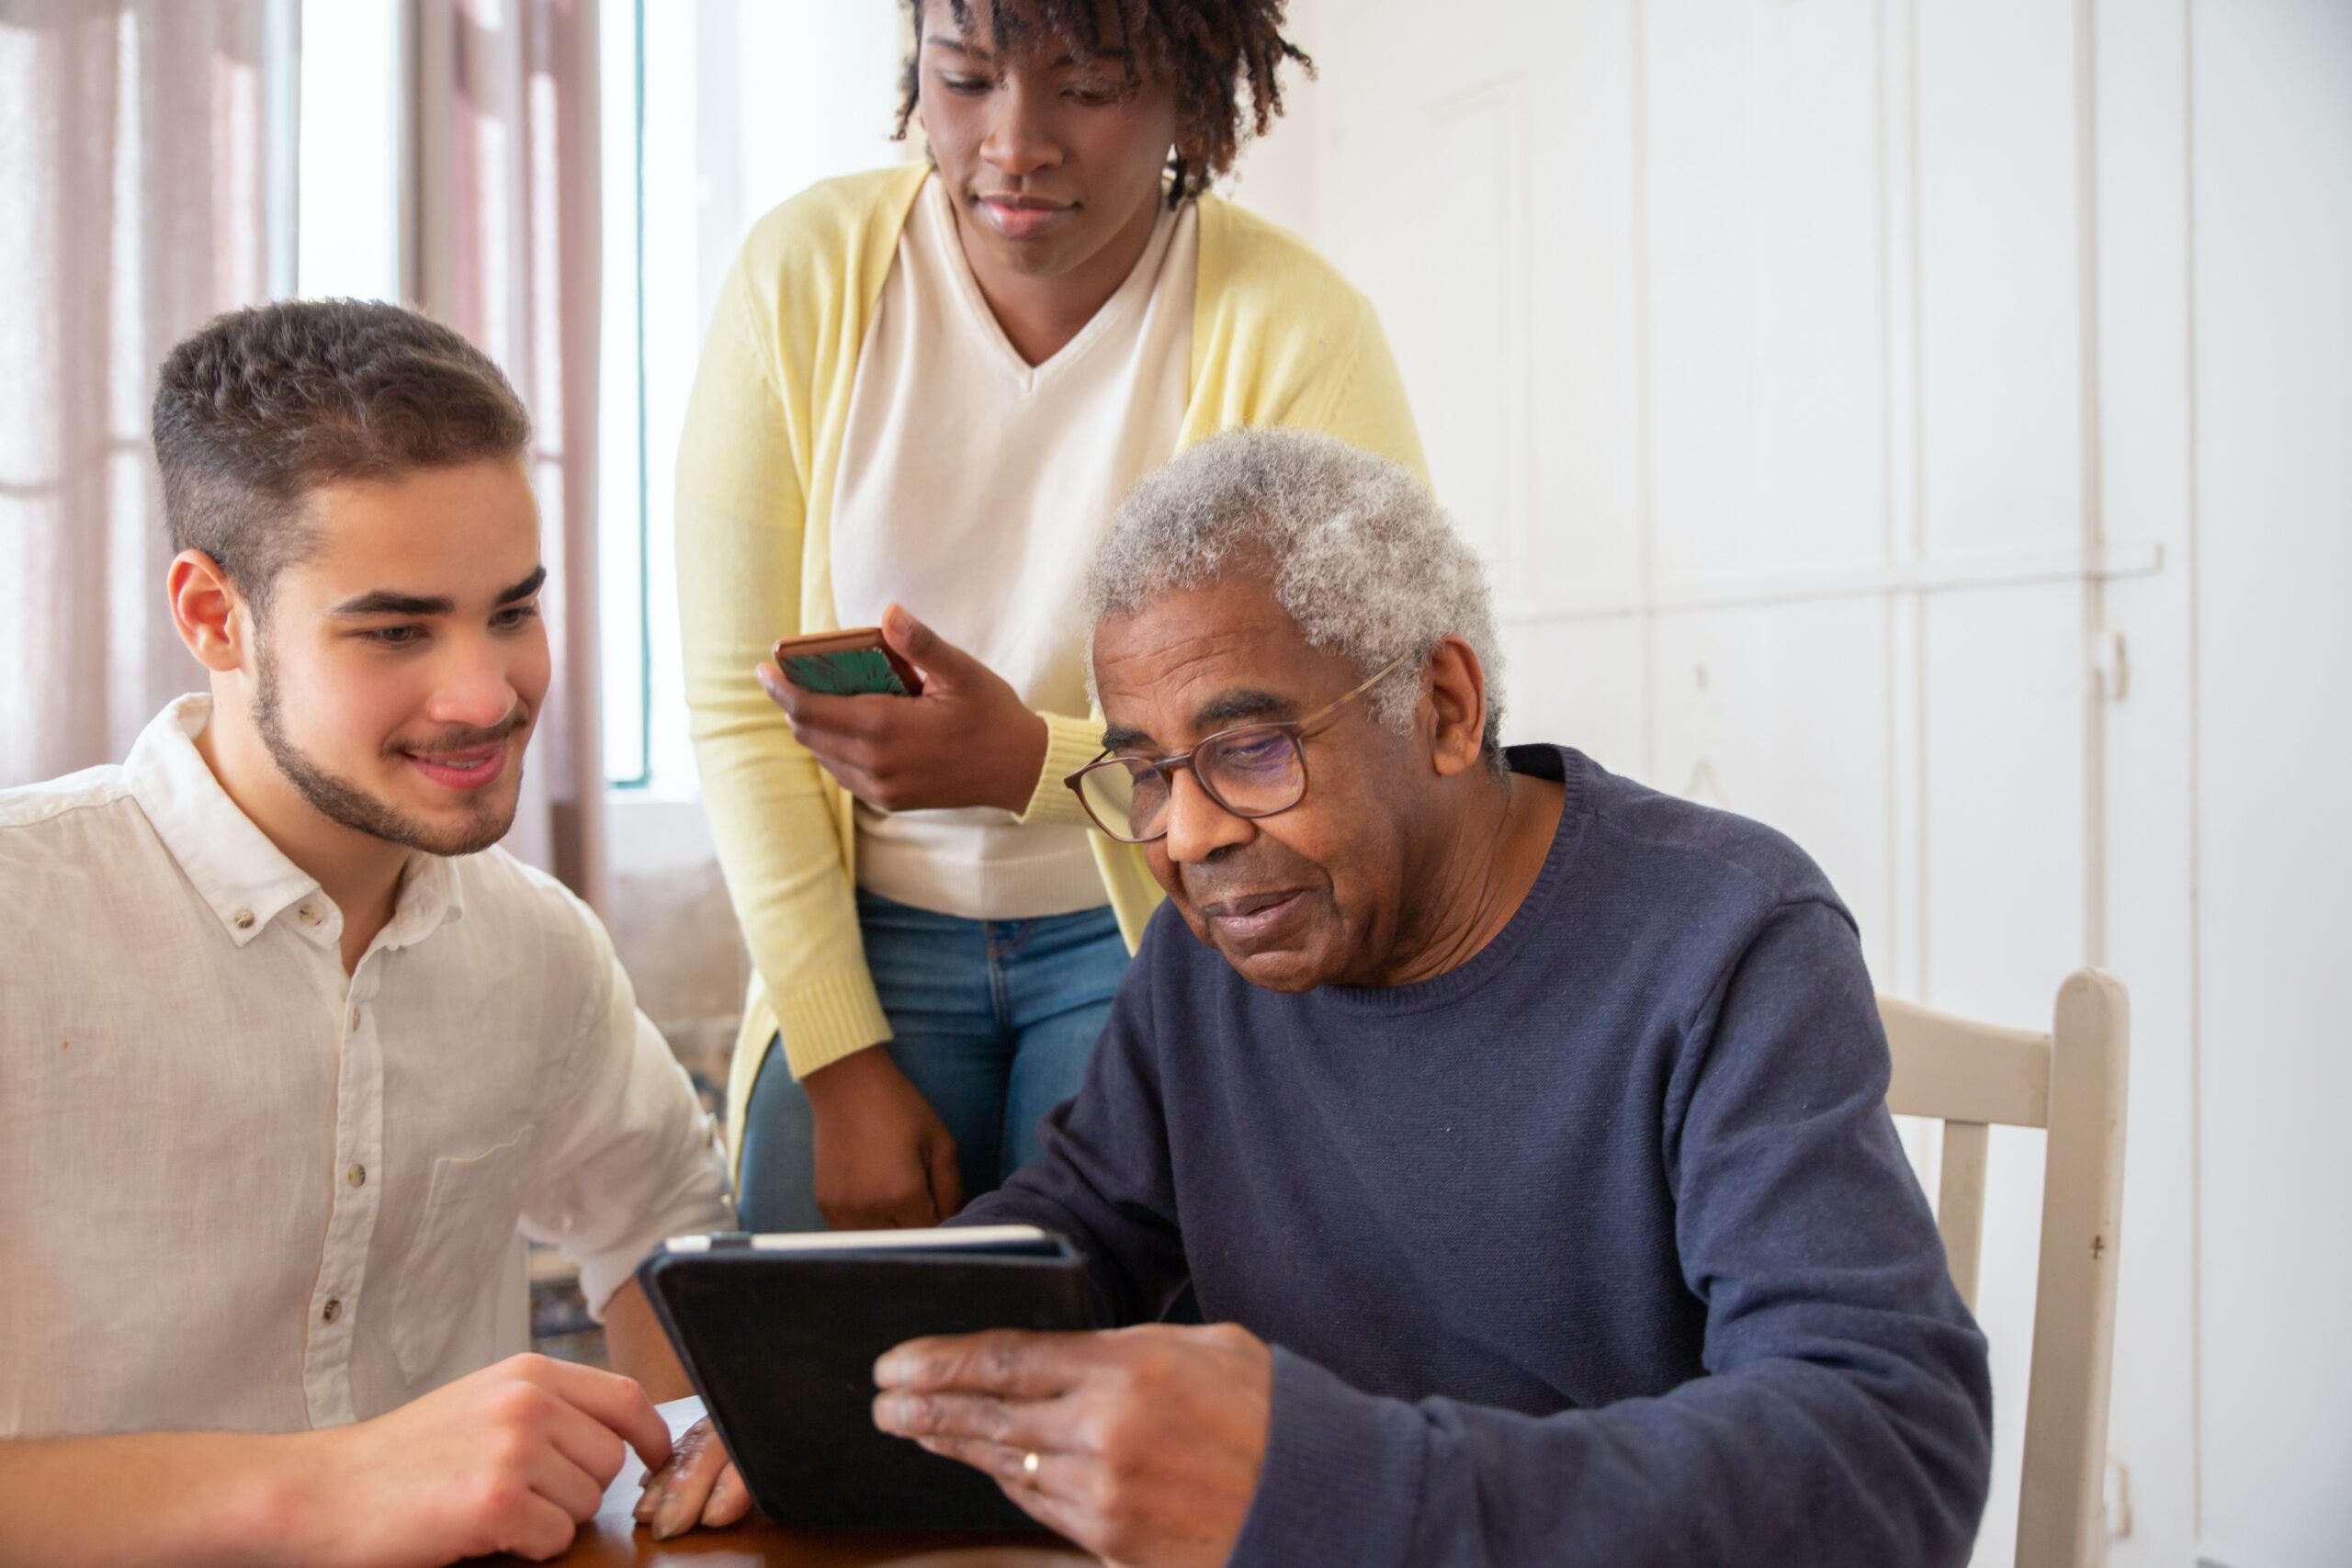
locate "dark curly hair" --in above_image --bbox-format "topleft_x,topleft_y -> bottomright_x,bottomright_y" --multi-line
895,0 -> 1311,205
152,299 -> 530,611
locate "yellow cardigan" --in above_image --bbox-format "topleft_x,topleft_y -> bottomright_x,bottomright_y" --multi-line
675,164 -> 1427,1162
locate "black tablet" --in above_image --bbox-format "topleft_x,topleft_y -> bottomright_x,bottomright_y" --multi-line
635,1225 -> 1094,1529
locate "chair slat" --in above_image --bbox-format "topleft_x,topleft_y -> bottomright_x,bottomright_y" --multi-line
1934,1121 -> 1990,1313
1880,996 -> 2052,1127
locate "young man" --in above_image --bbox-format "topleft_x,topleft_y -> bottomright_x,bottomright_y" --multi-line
0,300 -> 733,1567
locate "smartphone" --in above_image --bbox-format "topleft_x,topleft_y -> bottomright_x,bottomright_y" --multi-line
770,627 -> 923,697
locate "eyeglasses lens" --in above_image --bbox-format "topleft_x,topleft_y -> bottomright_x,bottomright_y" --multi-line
1197,729 -> 1305,815
1080,730 -> 1306,843
1078,759 -> 1155,842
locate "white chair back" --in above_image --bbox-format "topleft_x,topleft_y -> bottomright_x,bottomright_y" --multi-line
1879,972 -> 2129,1568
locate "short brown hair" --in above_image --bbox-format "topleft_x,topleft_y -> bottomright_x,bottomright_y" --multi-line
151,299 -> 532,609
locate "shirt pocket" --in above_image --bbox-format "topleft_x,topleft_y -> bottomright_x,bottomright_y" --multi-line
388,1124 -> 538,1387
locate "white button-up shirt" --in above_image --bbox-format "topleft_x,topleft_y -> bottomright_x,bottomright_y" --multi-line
0,696 -> 733,1438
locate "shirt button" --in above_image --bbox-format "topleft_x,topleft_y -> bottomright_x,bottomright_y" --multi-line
348,1010 -> 361,1033
346,1163 -> 367,1188
322,1299 -> 343,1324
299,904 -> 321,925
232,908 -> 254,931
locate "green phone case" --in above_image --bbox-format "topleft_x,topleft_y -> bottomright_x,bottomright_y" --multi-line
781,647 -> 910,696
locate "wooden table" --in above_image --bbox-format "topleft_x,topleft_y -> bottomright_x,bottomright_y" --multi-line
492,1400 -> 1096,1567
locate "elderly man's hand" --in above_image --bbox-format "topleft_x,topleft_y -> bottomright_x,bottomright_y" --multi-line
758,604 -> 1049,817
631,1416 -> 752,1540
872,1324 -> 1272,1568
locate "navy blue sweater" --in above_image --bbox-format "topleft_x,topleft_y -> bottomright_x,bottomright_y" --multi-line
964,745 -> 1993,1566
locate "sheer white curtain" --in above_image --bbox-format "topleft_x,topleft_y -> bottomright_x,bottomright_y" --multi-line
0,0 -> 607,910
0,0 -> 294,787
406,0 -> 607,910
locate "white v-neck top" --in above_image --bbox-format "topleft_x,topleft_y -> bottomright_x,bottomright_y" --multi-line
831,174 -> 1198,919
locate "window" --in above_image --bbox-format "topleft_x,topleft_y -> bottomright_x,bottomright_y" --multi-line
597,0 -> 908,793
295,0 -> 401,302
297,1 -> 910,794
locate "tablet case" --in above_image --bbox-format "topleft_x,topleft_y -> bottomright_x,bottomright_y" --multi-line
636,1230 -> 1093,1529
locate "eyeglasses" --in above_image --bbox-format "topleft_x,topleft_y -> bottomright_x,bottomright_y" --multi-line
1064,651 -> 1418,844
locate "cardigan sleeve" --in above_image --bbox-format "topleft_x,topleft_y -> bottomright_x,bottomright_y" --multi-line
1179,197 -> 1430,484
1015,710 -> 1113,829
674,251 -> 892,1081
1303,291 -> 1429,482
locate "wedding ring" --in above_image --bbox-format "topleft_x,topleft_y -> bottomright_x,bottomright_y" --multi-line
1022,1450 -> 1041,1479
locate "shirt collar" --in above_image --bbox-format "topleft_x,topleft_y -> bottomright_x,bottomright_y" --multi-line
380,849 -> 467,950
128,696 -> 322,945
126,695 -> 466,951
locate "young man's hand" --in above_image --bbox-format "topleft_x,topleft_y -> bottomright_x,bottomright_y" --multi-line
871,1324 -> 1274,1568
758,603 -> 1050,816
274,1353 -> 672,1566
802,1046 -> 965,1231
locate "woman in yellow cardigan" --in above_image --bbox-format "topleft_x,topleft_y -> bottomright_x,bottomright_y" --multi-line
676,0 -> 1425,1236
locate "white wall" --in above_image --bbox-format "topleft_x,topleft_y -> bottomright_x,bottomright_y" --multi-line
1256,0 -> 2351,1562
2187,2 -> 2352,1562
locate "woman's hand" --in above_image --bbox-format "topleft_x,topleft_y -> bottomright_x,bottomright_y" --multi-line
759,604 -> 1049,816
801,1045 -> 966,1232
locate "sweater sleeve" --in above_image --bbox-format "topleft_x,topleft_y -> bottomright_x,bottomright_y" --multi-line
674,252 -> 891,1080
1225,899 -> 1994,1568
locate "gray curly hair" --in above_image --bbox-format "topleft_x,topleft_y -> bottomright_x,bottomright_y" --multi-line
1085,428 -> 1505,761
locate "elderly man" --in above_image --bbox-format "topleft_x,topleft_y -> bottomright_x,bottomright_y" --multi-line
654,429 -> 1993,1564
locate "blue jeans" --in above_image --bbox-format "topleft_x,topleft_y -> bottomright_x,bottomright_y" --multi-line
736,889 -> 1129,1232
